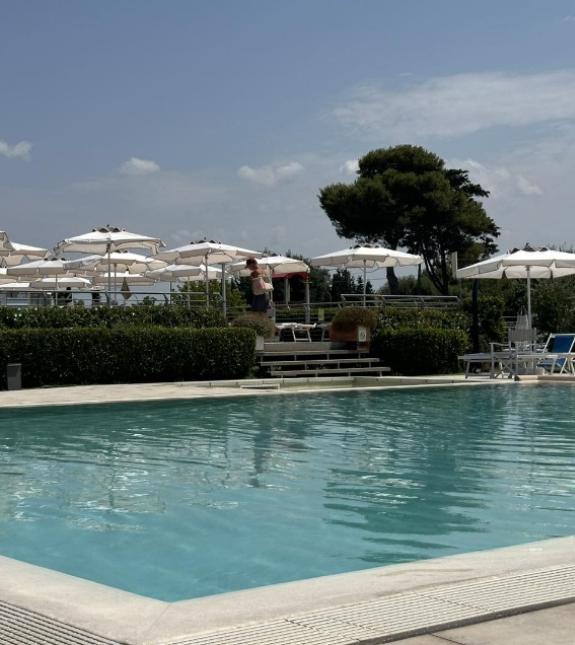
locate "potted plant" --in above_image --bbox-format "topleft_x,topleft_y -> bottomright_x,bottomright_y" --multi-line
329,306 -> 378,343
231,314 -> 277,350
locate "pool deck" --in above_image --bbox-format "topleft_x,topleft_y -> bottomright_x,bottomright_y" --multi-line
0,372 -> 523,409
1,375 -> 574,643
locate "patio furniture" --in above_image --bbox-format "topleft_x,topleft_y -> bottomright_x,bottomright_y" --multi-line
536,333 -> 575,375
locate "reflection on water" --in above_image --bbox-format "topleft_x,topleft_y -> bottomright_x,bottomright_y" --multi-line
0,385 -> 574,601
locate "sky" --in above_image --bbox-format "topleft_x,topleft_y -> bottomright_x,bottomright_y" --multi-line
2,0 -> 575,269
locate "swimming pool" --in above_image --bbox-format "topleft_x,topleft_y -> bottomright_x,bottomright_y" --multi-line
0,385 -> 574,602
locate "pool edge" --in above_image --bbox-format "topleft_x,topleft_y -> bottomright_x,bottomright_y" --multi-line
0,536 -> 574,644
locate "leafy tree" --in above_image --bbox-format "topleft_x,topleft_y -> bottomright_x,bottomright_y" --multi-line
319,145 -> 499,294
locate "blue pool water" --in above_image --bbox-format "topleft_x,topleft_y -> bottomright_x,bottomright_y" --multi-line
0,385 -> 574,601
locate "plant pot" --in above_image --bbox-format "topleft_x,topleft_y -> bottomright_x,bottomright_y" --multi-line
329,326 -> 371,343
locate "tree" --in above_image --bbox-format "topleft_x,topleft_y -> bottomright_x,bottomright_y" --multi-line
318,145 -> 499,294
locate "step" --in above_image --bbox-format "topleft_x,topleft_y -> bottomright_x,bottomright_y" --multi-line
269,367 -> 391,377
259,349 -> 369,359
263,341 -> 333,352
262,358 -> 381,367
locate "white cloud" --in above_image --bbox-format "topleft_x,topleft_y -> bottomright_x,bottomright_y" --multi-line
563,15 -> 575,22
516,175 -> 543,196
333,70 -> 575,140
238,161 -> 304,186
340,159 -> 359,176
119,157 -> 160,176
450,158 -> 543,199
0,139 -> 32,160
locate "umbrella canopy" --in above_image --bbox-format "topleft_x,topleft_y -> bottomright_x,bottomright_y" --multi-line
30,276 -> 92,290
0,281 -> 32,291
56,226 -> 163,254
92,271 -> 156,286
310,245 -> 423,304
0,232 -> 14,255
66,251 -> 166,273
310,245 -> 423,269
0,268 -> 25,285
0,232 -> 48,266
229,255 -> 309,277
147,263 -> 222,282
6,259 -> 69,277
157,241 -> 261,265
456,246 -> 575,325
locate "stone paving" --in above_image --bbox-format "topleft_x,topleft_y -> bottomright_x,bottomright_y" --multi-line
396,602 -> 575,644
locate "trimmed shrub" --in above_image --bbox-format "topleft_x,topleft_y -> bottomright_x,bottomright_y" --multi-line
0,326 -> 255,389
378,308 -> 469,330
231,313 -> 276,339
372,327 -> 469,375
0,305 -> 226,330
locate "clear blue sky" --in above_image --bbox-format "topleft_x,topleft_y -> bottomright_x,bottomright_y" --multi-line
2,0 -> 575,262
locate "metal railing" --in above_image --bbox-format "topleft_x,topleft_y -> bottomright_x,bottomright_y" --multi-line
340,293 -> 460,308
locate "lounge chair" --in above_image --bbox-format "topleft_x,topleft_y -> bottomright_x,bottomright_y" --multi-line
536,333 -> 575,375
460,326 -> 538,379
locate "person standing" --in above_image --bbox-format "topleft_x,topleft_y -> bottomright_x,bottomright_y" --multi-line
245,257 -> 272,315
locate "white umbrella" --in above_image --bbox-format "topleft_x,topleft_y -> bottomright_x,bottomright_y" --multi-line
0,233 -> 48,266
310,245 -> 423,305
0,268 -> 25,285
92,271 -> 157,286
0,282 -> 32,291
56,226 -> 164,303
66,252 -> 166,279
229,255 -> 309,276
157,241 -> 261,314
229,256 -> 310,308
147,264 -> 223,306
147,263 -> 222,281
7,259 -> 70,306
0,232 -> 14,255
30,276 -> 92,290
456,246 -> 575,326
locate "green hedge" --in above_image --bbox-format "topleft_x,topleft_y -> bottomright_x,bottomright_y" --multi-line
372,327 -> 469,375
0,327 -> 255,388
378,308 -> 469,330
0,305 -> 226,329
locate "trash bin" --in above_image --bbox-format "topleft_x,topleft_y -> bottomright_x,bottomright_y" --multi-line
7,363 -> 22,390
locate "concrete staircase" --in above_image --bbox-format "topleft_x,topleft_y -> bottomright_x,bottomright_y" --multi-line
257,341 -> 391,378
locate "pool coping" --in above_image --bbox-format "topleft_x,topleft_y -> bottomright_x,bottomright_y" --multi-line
0,373 -> 527,410
0,537 -> 574,644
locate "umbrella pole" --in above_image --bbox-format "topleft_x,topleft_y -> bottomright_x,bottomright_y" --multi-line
363,260 -> 367,307
527,267 -> 532,328
55,273 -> 59,307
107,245 -> 112,306
221,263 -> 227,319
304,274 -> 310,324
205,253 -> 210,308
284,277 -> 289,307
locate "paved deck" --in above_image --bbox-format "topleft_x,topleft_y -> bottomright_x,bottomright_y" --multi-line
0,373 -> 511,409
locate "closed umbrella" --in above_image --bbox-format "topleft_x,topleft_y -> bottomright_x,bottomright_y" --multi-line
456,246 -> 575,326
311,245 -> 423,306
